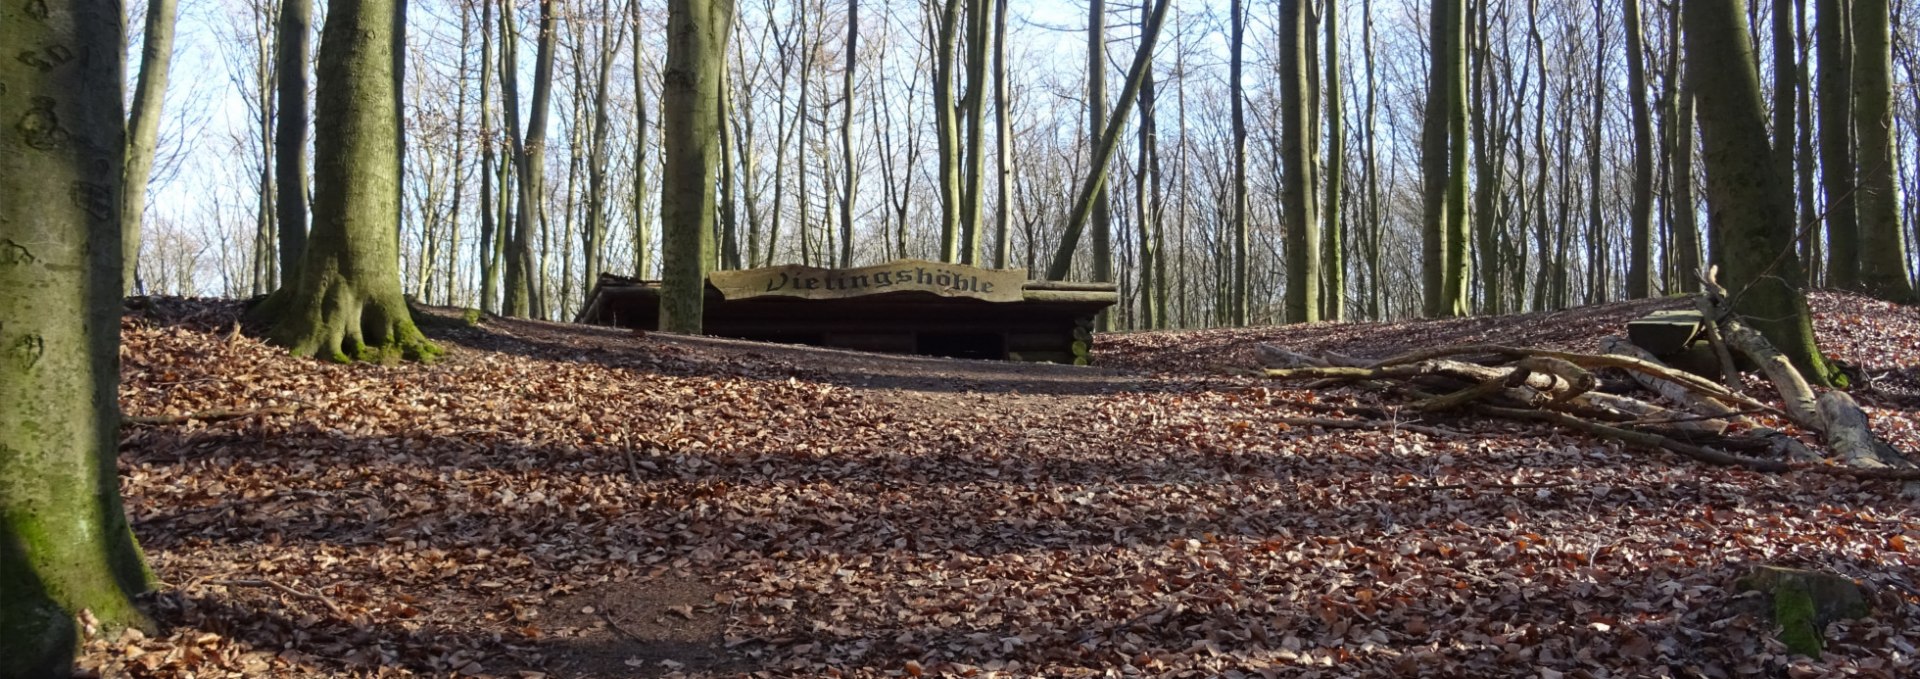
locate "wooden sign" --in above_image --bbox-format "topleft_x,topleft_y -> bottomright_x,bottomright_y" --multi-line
708,259 -> 1028,303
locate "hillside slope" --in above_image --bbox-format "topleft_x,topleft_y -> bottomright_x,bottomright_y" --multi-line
89,292 -> 1920,678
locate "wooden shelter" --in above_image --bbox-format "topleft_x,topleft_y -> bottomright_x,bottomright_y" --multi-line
575,260 -> 1118,364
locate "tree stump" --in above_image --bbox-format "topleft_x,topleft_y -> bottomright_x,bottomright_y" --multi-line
1734,566 -> 1872,657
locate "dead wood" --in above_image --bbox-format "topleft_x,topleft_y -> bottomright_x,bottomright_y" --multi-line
210,578 -> 346,616
1414,376 -> 1510,412
1816,391 -> 1917,469
1600,336 -> 1745,429
1691,293 -> 1746,391
1471,404 -> 1795,471
1364,344 -> 1773,414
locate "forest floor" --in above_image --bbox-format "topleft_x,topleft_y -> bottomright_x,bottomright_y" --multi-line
83,292 -> 1920,678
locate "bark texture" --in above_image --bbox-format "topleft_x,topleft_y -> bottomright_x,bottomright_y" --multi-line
275,0 -> 312,290
255,0 -> 439,363
1625,0 -> 1655,298
1684,0 -> 1834,386
660,0 -> 733,333
1817,0 -> 1859,288
2,2 -> 155,674
1850,0 -> 1917,302
124,0 -> 181,292
1279,0 -> 1320,323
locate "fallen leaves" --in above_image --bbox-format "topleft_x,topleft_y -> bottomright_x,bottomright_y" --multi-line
78,294 -> 1920,678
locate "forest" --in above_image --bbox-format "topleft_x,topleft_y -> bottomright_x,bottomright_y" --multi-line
6,0 -> 1920,677
123,0 -> 1920,328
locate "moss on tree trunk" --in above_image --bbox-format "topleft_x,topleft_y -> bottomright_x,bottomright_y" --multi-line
1683,0 -> 1835,386
253,0 -> 438,363
2,1 -> 155,674
660,0 -> 733,333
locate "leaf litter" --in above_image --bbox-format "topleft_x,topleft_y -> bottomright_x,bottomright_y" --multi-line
82,292 -> 1920,678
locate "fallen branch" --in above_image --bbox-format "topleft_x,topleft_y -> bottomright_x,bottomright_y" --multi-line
1816,391 -> 1917,469
1691,292 -> 1746,391
124,404 -> 301,426
600,609 -> 651,643
1600,336 -> 1746,429
1365,344 -> 1774,415
1700,272 -> 1915,473
1470,404 -> 1792,472
1414,376 -> 1511,412
1476,404 -> 1920,481
210,578 -> 346,616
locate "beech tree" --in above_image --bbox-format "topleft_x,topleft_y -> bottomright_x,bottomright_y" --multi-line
1229,0 -> 1249,325
1321,0 -> 1344,321
124,0 -> 181,292
1278,0 -> 1319,323
1624,0 -> 1654,298
1684,0 -> 1834,385
274,0 -> 311,288
1818,0 -> 1859,289
2,1 -> 154,674
1422,0 -> 1469,318
251,0 -> 439,362
660,0 -> 734,332
1851,0 -> 1917,302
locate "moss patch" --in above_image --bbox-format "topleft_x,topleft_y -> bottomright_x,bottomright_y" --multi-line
1735,565 -> 1872,657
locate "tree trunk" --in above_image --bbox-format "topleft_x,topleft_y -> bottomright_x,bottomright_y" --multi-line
125,0 -> 181,293
1442,0 -> 1469,316
633,0 -> 654,275
254,0 -> 439,362
1850,0 -> 1917,302
1683,0 -> 1834,386
1674,85 -> 1702,293
660,0 -> 732,333
719,67 -> 743,270
1230,0 -> 1249,325
1586,0 -> 1609,304
1625,0 -> 1655,298
1470,0 -> 1497,313
1322,0 -> 1344,321
1796,0 -> 1821,282
1044,0 -> 1171,286
1772,0 -> 1797,253
584,0 -> 625,291
1135,0 -> 1159,328
1280,0 -> 1320,323
734,48 -> 764,267
840,0 -> 859,268
1,4 -> 155,674
1365,0 -> 1384,320
479,0 -> 499,311
498,0 -> 554,318
444,3 -> 473,305
1667,0 -> 1702,294
1089,0 -> 1114,329
993,0 -> 1012,269
253,25 -> 278,298
1818,0 -> 1859,288
958,0 -> 991,264
1422,0 -> 1467,318
274,0 -> 310,292
1421,0 -> 1449,318
933,0 -> 963,262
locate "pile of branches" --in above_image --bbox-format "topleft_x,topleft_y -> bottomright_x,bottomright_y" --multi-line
1260,278 -> 1920,482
